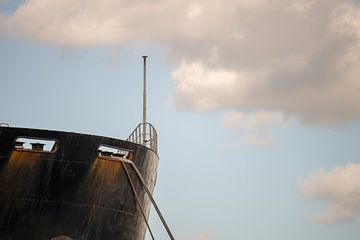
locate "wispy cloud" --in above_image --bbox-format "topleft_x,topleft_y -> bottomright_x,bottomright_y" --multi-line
222,111 -> 286,148
1,0 -> 360,126
301,162 -> 360,223
192,231 -> 212,240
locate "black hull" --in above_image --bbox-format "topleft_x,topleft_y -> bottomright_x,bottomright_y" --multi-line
0,127 -> 158,240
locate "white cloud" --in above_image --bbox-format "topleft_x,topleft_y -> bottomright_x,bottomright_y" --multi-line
1,0 -> 360,126
172,61 -> 256,111
332,3 -> 360,39
170,0 -> 360,126
187,3 -> 203,19
301,162 -> 360,223
290,0 -> 315,14
222,111 -> 286,148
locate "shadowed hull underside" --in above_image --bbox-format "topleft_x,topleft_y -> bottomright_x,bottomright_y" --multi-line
0,127 -> 158,240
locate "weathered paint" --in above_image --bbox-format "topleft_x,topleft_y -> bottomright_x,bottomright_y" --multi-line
0,127 -> 158,240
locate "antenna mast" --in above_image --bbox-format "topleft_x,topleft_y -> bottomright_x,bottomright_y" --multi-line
142,56 -> 148,143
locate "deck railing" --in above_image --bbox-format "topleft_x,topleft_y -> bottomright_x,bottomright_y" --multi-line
127,123 -> 158,154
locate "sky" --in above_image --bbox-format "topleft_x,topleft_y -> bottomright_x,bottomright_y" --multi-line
1,0 -> 360,239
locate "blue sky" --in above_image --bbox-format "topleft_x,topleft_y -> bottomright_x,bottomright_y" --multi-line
1,1 -> 360,239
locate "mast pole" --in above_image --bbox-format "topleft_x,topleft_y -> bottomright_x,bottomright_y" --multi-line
142,56 -> 148,144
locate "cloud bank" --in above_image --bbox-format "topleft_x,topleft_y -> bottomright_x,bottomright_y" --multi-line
301,162 -> 360,223
1,0 -> 360,128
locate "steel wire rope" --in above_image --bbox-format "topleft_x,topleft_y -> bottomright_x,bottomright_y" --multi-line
120,160 -> 155,240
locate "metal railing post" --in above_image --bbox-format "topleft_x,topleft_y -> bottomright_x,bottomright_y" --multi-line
127,123 -> 158,153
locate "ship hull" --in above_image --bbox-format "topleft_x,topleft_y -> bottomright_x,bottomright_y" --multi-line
0,127 -> 158,240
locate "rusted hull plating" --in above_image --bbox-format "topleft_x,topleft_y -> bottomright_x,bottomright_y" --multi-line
0,127 -> 158,240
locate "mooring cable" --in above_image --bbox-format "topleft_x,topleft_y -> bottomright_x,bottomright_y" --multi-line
121,159 -> 175,240
120,160 -> 155,240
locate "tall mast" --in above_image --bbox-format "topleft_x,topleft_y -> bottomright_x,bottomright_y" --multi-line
142,56 -> 148,143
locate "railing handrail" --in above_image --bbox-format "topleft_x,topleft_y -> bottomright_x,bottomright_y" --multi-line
127,123 -> 158,154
